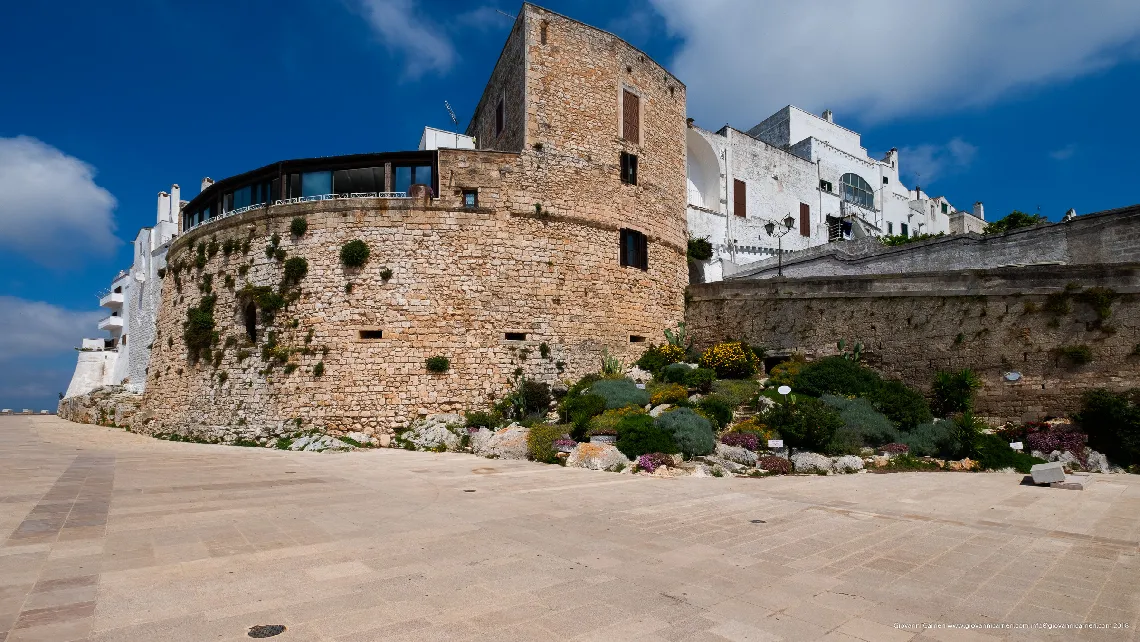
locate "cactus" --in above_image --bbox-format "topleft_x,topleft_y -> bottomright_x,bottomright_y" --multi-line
664,322 -> 688,348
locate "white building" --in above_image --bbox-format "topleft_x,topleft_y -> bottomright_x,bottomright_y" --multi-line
686,105 -> 984,281
64,186 -> 182,398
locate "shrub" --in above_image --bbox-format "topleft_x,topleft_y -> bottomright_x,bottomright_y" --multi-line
636,344 -> 686,373
519,380 -> 552,416
290,216 -> 308,236
566,373 -> 604,398
637,452 -> 675,473
821,394 -> 900,450
656,407 -> 715,457
649,383 -> 688,406
1075,389 -> 1140,467
898,419 -> 959,457
222,238 -> 236,256
728,417 -> 776,442
684,367 -> 715,393
973,432 -> 1045,473
426,355 -> 450,373
615,414 -> 678,459
587,406 -> 646,437
589,378 -> 650,409
699,342 -> 760,379
696,395 -> 734,431
1077,287 -> 1118,321
1025,428 -> 1087,465
659,362 -> 691,385
527,423 -> 568,464
874,453 -> 942,473
1056,344 -> 1093,366
983,210 -> 1047,235
465,411 -> 500,430
312,361 -> 324,377
763,396 -> 843,453
711,379 -> 762,407
793,357 -> 880,398
562,393 -> 607,439
340,240 -> 370,267
282,257 -> 308,284
183,295 -> 217,362
882,443 -> 909,454
720,432 -> 759,451
379,267 -> 393,281
687,236 -> 713,262
766,355 -> 805,388
600,349 -> 625,376
931,369 -> 982,416
758,455 -> 791,474
868,379 -> 932,430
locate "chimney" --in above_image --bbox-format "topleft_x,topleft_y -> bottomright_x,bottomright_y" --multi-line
157,191 -> 170,225
973,201 -> 984,220
915,186 -> 922,200
822,109 -> 834,123
169,185 -> 180,222
201,177 -> 214,192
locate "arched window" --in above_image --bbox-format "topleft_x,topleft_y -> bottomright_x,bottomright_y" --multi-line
840,173 -> 875,209
244,303 -> 257,343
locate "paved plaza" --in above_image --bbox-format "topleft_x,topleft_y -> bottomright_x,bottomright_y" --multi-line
1,416 -> 1137,641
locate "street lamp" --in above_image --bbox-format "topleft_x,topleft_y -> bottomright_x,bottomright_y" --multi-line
763,214 -> 796,277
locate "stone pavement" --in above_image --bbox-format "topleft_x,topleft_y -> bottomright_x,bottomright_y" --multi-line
1,416 -> 1138,642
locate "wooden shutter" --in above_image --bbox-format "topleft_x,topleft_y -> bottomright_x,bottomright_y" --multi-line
639,232 -> 648,270
622,90 -> 640,143
799,202 -> 810,236
733,179 -> 746,217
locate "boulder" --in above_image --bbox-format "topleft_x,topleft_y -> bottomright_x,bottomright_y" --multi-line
649,404 -> 672,418
290,434 -> 353,452
754,395 -> 776,412
687,394 -> 703,403
715,442 -> 757,467
346,431 -> 377,446
702,456 -> 747,474
566,443 -> 630,471
1084,449 -> 1110,474
471,423 -> 530,460
402,413 -> 465,451
831,455 -> 864,473
626,366 -> 653,384
790,452 -> 831,474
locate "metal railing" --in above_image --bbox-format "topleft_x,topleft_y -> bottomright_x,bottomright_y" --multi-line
183,192 -> 412,233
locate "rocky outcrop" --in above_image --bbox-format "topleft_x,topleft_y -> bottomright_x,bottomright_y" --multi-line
57,386 -> 143,427
400,414 -> 465,451
470,424 -> 530,459
566,443 -> 629,471
286,435 -> 354,452
790,451 -> 832,474
714,442 -> 757,467
831,455 -> 864,473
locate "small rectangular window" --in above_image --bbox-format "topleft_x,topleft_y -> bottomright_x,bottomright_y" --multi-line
505,332 -> 527,341
733,179 -> 746,217
620,152 -> 638,185
540,21 -> 548,44
887,221 -> 893,234
941,203 -> 949,214
619,228 -> 648,270
883,177 -> 889,185
819,179 -> 832,193
463,190 -> 478,208
901,223 -> 909,237
622,89 -> 640,143
495,98 -> 505,137
629,335 -> 646,343
359,330 -> 383,339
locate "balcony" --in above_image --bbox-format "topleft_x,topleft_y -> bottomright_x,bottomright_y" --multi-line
98,315 -> 124,331
184,192 -> 412,233
99,291 -> 124,308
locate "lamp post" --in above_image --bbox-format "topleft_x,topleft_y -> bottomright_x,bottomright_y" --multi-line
763,214 -> 796,277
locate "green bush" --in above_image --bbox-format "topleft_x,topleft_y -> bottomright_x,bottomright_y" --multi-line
519,380 -> 552,416
696,395 -> 734,431
699,341 -> 759,379
648,382 -> 688,406
588,406 -> 646,437
687,236 -> 713,262
683,367 -> 715,393
763,396 -> 843,453
636,344 -> 686,373
562,393 -> 607,439
899,419 -> 959,457
820,394 -> 900,451
566,373 -> 604,398
282,257 -> 308,284
931,369 -> 981,416
183,295 -> 217,363
659,362 -> 691,385
793,357 -> 881,398
465,411 -> 500,430
426,355 -> 450,373
615,414 -> 678,459
983,210 -> 1047,235
312,361 -> 324,377
656,408 -> 715,457
973,432 -> 1045,473
867,379 -> 932,430
290,216 -> 308,236
1075,389 -> 1140,467
340,239 -> 370,267
711,379 -> 762,407
766,355 -> 805,388
527,423 -> 569,464
589,378 -> 650,409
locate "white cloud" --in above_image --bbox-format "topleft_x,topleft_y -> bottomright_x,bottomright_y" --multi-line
355,0 -> 457,78
0,297 -> 102,361
1049,144 -> 1077,160
0,136 -> 119,264
898,137 -> 978,184
649,0 -> 1140,126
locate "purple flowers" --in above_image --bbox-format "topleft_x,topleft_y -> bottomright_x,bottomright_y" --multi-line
1025,430 -> 1087,465
637,452 -> 673,473
882,443 -> 909,454
720,432 -> 760,451
758,455 -> 791,474
553,438 -> 578,450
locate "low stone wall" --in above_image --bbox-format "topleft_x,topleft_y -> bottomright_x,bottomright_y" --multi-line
687,264 -> 1140,422
57,386 -> 143,428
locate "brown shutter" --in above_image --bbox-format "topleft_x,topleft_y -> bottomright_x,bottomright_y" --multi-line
799,202 -> 810,236
623,90 -> 640,143
733,179 -> 746,217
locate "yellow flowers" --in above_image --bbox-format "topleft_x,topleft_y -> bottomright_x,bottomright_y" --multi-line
658,343 -> 686,364
699,341 -> 759,379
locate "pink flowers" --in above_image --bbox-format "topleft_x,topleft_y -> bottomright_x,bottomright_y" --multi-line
637,452 -> 674,473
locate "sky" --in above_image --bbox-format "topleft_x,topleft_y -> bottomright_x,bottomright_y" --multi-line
3,0 -> 1140,411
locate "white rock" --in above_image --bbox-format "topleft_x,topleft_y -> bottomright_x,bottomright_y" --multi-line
626,366 -> 653,384
471,423 -> 530,460
715,442 -> 757,467
703,456 -> 747,474
649,404 -> 672,418
290,436 -> 312,451
346,431 -> 375,446
566,443 -> 630,471
831,455 -> 864,473
1085,449 -> 1110,474
402,413 -> 465,451
1031,461 -> 1066,484
754,396 -> 776,412
687,394 -> 703,403
790,451 -> 831,474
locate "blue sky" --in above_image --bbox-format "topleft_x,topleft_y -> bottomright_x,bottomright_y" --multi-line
3,0 -> 1140,411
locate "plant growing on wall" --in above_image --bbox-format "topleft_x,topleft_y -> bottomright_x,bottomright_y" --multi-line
282,257 -> 308,284
983,210 -> 1048,235
183,295 -> 217,363
207,237 -> 219,258
313,361 -> 324,377
687,236 -> 713,263
379,267 -> 393,281
198,273 -> 213,295
195,242 -> 207,269
1076,287 -> 1118,322
1056,344 -> 1093,366
426,355 -> 450,373
340,240 -> 370,267
290,216 -> 308,236
222,238 -> 236,256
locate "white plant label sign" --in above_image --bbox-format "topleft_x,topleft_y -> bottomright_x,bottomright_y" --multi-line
768,439 -> 784,448
1010,442 -> 1023,451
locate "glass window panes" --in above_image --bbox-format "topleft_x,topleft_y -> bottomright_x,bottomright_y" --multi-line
394,166 -> 411,194
234,186 -> 251,210
301,172 -> 332,197
840,173 -> 874,209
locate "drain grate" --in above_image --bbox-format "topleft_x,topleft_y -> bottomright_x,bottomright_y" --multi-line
248,624 -> 286,638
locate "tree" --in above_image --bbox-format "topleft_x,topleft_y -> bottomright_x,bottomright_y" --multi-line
983,210 -> 1047,235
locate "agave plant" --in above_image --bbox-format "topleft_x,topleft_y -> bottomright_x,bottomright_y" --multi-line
664,322 -> 688,348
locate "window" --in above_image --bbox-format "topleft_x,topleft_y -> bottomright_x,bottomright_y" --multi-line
463,190 -> 478,208
901,222 -> 909,237
883,177 -> 889,185
799,202 -> 810,237
334,167 -> 385,195
620,152 -> 638,185
630,335 -> 646,343
244,303 -> 257,343
222,192 -> 233,213
121,335 -> 127,346
393,165 -> 433,194
359,330 -> 383,339
819,179 -> 833,193
540,21 -> 548,44
733,179 -> 746,217
887,221 -> 893,235
301,172 -> 332,198
941,202 -> 949,214
840,173 -> 875,209
619,228 -> 648,270
505,332 -> 527,341
622,89 -> 640,143
494,98 -> 504,137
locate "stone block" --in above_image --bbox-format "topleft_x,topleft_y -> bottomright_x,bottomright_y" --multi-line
1030,461 -> 1065,484
1050,474 -> 1091,491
